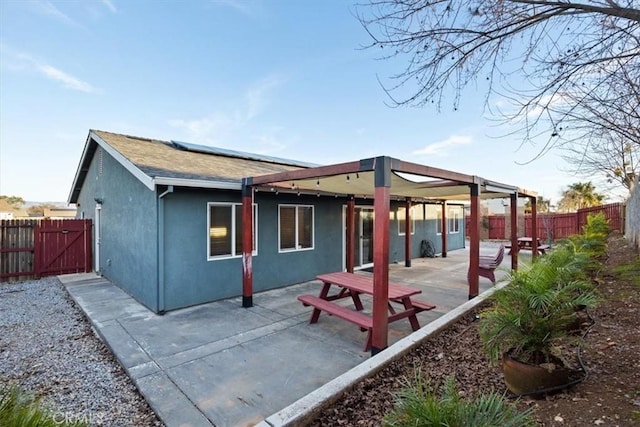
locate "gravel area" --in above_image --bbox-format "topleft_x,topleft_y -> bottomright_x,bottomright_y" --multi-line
0,277 -> 163,426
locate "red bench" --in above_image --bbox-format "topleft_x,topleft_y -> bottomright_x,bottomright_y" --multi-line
407,299 -> 437,312
506,238 -> 551,255
298,294 -> 373,351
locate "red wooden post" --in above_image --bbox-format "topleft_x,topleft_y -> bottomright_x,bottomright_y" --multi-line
468,183 -> 480,299
242,179 -> 254,308
372,157 -> 391,355
346,196 -> 355,273
531,196 -> 538,260
441,202 -> 448,258
510,193 -> 518,271
404,197 -> 411,267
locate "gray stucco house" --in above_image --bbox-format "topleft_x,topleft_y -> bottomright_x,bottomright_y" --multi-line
69,130 -> 465,313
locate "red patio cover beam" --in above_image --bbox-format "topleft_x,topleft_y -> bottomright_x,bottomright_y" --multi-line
441,202 -> 448,258
468,182 -> 481,299
250,160 -> 365,186
405,198 -> 412,267
241,179 -> 254,308
510,193 -> 519,270
346,196 -> 355,273
531,196 -> 539,260
372,157 -> 391,355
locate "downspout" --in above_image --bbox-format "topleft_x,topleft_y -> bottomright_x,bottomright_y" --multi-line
157,185 -> 174,314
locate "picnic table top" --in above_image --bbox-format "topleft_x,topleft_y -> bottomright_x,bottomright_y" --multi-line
316,271 -> 422,300
518,237 -> 541,242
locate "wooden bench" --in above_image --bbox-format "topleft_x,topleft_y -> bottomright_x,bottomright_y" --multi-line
470,244 -> 505,285
298,294 -> 373,351
507,243 -> 551,254
537,244 -> 551,254
403,299 -> 436,312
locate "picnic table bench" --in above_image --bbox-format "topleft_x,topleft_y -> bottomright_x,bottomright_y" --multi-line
297,271 -> 436,351
505,237 -> 551,254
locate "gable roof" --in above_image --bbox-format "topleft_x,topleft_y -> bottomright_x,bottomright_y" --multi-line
68,130 -> 309,203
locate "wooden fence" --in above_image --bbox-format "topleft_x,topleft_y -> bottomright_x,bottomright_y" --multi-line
0,219 -> 92,282
467,202 -> 625,242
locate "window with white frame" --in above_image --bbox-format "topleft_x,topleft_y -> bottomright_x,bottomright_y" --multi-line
448,208 -> 461,233
279,205 -> 314,251
397,206 -> 416,235
436,209 -> 443,235
208,203 -> 257,260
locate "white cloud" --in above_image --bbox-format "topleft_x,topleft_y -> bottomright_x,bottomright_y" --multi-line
37,64 -> 97,93
168,114 -> 236,145
413,134 -> 473,156
211,0 -> 263,18
493,92 -> 569,120
1,46 -> 99,94
28,0 -> 85,28
101,0 -> 117,13
245,74 -> 285,120
170,74 -> 288,149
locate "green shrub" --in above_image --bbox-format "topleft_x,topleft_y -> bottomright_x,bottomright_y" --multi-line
0,385 -> 87,427
383,375 -> 534,427
613,259 -> 640,288
567,212 -> 610,261
582,212 -> 610,238
479,264 -> 597,365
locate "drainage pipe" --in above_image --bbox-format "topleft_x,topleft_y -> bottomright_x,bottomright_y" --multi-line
157,185 -> 174,314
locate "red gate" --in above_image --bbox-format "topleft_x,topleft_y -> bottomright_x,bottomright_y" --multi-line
33,219 -> 92,278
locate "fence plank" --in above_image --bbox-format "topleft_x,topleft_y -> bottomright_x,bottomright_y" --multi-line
1,219 -> 92,282
465,203 -> 625,242
0,219 -> 37,281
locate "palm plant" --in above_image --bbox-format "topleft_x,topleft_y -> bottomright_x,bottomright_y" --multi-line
568,213 -> 610,260
0,385 -> 87,427
479,255 -> 599,365
383,375 -> 535,427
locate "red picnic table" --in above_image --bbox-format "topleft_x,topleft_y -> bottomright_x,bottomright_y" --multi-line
298,271 -> 436,351
507,237 -> 551,255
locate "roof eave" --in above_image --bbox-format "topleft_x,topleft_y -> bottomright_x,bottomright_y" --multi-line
67,132 -> 97,205
68,130 -> 156,205
153,177 -> 241,190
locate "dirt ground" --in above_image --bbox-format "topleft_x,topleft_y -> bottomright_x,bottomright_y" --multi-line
311,233 -> 640,426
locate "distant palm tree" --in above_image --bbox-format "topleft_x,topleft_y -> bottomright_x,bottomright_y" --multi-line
524,196 -> 551,213
557,182 -> 605,212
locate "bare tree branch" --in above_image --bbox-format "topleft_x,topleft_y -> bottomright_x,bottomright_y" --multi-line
357,0 -> 639,194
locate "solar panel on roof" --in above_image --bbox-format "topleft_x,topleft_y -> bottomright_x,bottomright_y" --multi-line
170,140 -> 319,168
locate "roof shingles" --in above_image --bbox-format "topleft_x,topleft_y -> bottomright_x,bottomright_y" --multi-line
93,130 -> 303,184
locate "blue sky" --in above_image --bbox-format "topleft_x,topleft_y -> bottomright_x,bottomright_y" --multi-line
0,0 -> 590,205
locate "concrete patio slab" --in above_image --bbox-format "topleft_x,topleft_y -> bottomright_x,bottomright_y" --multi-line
60,243 -> 515,427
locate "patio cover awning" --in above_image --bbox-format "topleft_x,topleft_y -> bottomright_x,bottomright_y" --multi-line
247,157 -> 535,201
240,156 -> 539,355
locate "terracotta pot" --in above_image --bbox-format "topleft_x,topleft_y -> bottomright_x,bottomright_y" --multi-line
502,352 -> 573,396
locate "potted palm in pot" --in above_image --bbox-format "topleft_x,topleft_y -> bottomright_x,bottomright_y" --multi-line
479,249 -> 599,396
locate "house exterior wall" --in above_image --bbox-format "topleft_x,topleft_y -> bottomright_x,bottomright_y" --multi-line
75,147 -> 159,311
74,150 -> 467,312
161,193 -> 467,311
388,202 -> 465,260
161,190 -> 344,310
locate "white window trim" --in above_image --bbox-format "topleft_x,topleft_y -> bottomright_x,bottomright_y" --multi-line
448,209 -> 461,234
207,202 -> 258,261
436,210 -> 443,235
397,206 -> 416,236
278,204 -> 315,253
